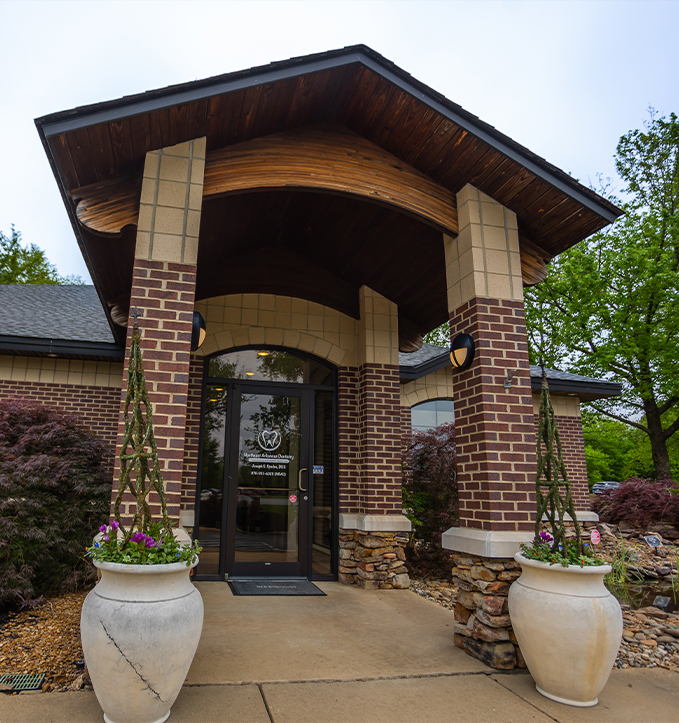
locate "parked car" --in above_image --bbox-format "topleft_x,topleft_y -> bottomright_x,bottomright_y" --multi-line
592,480 -> 620,495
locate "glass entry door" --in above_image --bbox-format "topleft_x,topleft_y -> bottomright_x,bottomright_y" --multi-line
227,387 -> 309,577
194,347 -> 336,582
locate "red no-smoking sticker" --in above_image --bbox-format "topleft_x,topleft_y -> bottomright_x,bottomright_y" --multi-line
289,494 -> 297,504
590,530 -> 601,545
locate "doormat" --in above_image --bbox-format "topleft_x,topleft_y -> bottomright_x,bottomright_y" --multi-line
228,579 -> 326,596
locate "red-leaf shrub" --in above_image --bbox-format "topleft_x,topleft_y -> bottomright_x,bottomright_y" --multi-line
402,423 -> 458,577
592,477 -> 679,528
0,398 -> 112,611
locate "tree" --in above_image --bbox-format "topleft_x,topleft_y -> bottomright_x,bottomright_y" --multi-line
0,226 -> 82,284
525,111 -> 679,480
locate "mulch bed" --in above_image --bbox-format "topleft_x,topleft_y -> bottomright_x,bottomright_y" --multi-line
0,589 -> 91,694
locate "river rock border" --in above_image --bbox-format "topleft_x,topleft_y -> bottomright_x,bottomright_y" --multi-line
338,529 -> 411,589
452,553 -> 525,670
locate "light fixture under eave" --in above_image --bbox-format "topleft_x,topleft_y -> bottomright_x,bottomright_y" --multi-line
450,333 -> 475,372
191,311 -> 206,351
246,372 -> 255,376
257,351 -> 269,357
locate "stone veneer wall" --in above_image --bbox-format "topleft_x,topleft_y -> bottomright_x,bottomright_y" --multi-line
339,530 -> 410,588
0,356 -> 123,449
452,553 -> 524,669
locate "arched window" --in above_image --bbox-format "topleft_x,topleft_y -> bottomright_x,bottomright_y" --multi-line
411,399 -> 455,433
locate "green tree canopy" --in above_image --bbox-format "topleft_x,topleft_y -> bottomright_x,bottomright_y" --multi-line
525,111 -> 679,481
0,226 -> 82,284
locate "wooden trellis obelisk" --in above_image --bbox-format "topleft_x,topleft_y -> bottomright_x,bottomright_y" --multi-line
113,312 -> 173,543
535,367 -> 584,555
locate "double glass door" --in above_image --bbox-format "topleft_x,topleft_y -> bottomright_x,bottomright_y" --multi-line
195,361 -> 334,580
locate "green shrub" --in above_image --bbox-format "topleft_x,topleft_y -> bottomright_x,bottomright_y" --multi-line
0,398 -> 112,611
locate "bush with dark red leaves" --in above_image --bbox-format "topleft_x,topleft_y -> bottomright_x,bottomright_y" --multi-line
402,423 -> 458,577
592,477 -> 679,529
0,398 -> 112,612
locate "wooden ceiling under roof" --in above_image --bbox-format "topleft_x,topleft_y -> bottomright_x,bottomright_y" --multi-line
36,45 -> 621,350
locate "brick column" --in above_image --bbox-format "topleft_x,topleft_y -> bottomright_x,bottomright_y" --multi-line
442,185 -> 536,555
112,137 -> 205,523
338,286 -> 411,588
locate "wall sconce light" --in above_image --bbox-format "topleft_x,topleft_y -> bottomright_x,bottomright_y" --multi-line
450,333 -> 475,371
191,311 -> 206,351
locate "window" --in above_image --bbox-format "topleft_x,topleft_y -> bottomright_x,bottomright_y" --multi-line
411,399 -> 455,433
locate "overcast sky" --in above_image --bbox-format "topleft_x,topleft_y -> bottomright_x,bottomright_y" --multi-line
1,0 -> 677,281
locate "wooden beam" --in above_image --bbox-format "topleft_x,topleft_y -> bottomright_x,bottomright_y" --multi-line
71,122 -> 459,237
203,123 -> 459,235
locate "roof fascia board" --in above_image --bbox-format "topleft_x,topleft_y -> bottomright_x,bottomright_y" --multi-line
38,53 -> 365,137
37,48 -> 619,224
0,335 -> 124,359
530,377 -> 622,398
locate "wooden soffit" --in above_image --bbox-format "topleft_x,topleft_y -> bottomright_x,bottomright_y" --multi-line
71,123 -> 459,238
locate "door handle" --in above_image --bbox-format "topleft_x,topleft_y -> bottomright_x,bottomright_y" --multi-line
298,467 -> 308,492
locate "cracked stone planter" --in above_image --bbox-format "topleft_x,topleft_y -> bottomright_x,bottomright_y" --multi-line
81,559 -> 203,723
508,552 -> 622,707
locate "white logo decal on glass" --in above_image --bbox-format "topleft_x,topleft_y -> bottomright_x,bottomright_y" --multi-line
258,429 -> 282,451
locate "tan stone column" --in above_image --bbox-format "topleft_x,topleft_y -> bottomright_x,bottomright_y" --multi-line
442,184 -> 536,557
112,138 -> 205,523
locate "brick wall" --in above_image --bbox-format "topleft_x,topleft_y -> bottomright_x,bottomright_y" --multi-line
450,297 -> 536,532
358,363 -> 402,514
338,366 -> 360,514
112,258 -> 197,522
0,379 -> 120,451
535,414 -> 590,511
181,356 -> 204,513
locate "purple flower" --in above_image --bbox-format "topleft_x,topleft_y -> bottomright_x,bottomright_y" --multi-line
538,531 -> 553,545
145,537 -> 156,548
131,532 -> 145,543
103,534 -> 110,542
99,524 -> 107,533
111,520 -> 119,530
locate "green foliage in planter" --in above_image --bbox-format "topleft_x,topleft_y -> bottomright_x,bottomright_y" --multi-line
87,521 -> 200,566
402,423 -> 457,577
520,371 -> 601,567
0,399 -> 112,610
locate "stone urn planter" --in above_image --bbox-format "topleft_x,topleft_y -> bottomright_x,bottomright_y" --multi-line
81,559 -> 204,723
508,552 -> 622,707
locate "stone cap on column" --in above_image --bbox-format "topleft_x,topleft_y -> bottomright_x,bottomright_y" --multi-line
442,527 -> 532,558
340,513 -> 412,532
136,137 -> 206,266
357,286 -> 399,367
445,184 -> 524,311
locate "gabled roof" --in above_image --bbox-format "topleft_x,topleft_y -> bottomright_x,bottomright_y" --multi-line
399,343 -> 622,401
35,45 -> 621,349
0,285 -> 122,360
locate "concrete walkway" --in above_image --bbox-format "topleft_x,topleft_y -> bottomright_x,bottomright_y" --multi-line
2,582 -> 678,723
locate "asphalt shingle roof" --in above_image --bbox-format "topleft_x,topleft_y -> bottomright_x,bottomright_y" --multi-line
0,285 -> 114,344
